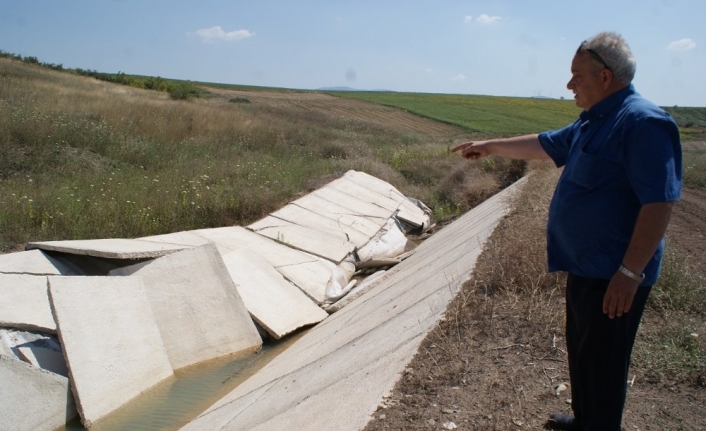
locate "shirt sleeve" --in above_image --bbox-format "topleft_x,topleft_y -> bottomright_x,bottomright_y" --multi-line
538,121 -> 578,168
623,115 -> 682,205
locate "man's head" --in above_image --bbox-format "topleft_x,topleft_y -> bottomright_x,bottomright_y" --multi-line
567,32 -> 636,111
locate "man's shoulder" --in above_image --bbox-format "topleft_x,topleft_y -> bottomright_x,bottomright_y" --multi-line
620,92 -> 672,122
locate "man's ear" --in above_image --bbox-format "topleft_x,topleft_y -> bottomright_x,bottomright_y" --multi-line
601,69 -> 613,89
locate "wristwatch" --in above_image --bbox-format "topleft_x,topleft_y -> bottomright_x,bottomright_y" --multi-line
618,264 -> 645,283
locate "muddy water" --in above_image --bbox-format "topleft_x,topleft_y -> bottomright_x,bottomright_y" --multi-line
62,330 -> 307,431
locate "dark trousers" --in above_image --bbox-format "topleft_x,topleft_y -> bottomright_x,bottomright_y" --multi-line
565,273 -> 651,431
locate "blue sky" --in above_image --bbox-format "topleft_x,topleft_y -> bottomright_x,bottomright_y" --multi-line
1,0 -> 704,107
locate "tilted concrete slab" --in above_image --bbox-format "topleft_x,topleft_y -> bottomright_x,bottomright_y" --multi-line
0,354 -> 77,431
179,177 -> 525,431
249,216 -> 355,263
192,227 -> 339,304
313,187 -> 395,221
0,249 -> 82,275
327,177 -> 401,212
221,249 -> 328,339
0,274 -> 56,333
48,276 -> 174,428
290,194 -> 385,237
343,170 -> 429,227
270,204 -> 370,248
110,244 -> 262,369
139,231 -> 212,247
26,238 -> 189,259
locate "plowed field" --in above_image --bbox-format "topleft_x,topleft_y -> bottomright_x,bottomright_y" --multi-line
204,87 -> 464,138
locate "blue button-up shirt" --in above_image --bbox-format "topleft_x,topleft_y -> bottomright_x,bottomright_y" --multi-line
538,85 -> 682,285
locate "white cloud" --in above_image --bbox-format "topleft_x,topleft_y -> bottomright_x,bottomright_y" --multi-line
464,15 -> 473,23
451,74 -> 466,82
187,26 -> 254,43
666,38 -> 696,51
476,14 -> 502,25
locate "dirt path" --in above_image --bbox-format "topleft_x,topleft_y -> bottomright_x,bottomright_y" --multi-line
363,186 -> 706,431
668,188 -> 706,262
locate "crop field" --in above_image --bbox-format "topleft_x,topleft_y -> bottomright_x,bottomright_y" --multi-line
327,91 -> 581,136
202,86 -> 465,138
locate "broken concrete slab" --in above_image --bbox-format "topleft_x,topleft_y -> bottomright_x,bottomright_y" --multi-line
0,274 -> 56,333
356,218 -> 409,268
139,231 -> 212,247
289,194 -> 385,238
326,177 -> 401,213
248,216 -> 355,264
221,249 -> 328,339
0,354 -> 78,431
26,238 -> 189,259
192,227 -> 342,304
342,170 -> 430,228
179,177 -> 525,431
324,269 -> 394,313
313,187 -> 395,221
0,249 -> 82,275
110,244 -> 262,370
270,204 -> 370,248
48,275 -> 174,428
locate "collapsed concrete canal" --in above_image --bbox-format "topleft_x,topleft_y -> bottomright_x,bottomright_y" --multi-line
0,171 -> 524,431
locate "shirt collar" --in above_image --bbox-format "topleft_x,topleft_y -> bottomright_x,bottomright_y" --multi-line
580,84 -> 636,121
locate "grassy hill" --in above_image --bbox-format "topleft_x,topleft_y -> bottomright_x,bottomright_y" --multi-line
1,55 -> 704,251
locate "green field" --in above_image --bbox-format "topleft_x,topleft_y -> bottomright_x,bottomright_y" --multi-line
328,91 -> 581,136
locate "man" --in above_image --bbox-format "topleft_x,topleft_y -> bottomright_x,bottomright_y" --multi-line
452,32 -> 682,431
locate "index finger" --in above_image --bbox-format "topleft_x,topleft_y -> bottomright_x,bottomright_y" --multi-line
451,143 -> 470,153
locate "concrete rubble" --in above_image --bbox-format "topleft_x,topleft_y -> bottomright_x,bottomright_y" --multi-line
2,169 -> 506,430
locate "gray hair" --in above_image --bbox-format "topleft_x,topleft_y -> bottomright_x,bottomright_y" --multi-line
577,31 -> 636,85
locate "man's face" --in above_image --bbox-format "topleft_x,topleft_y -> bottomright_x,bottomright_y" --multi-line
566,51 -> 608,111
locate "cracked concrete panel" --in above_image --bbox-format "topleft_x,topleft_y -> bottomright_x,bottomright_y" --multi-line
193,227 -> 312,264
289,194 -> 385,237
110,244 -> 262,370
326,177 -> 401,212
48,276 -> 173,428
221,249 -> 328,339
0,274 -> 56,333
313,187 -> 395,220
192,227 -> 338,303
26,238 -> 189,259
0,249 -> 81,276
270,204 -> 370,248
248,216 -> 355,264
139,231 -> 212,247
342,170 -> 429,228
0,354 -> 78,431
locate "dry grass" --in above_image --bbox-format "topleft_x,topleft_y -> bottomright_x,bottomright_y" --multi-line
0,58 -> 512,250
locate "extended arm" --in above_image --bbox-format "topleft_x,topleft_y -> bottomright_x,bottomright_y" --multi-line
451,134 -> 551,160
603,201 -> 675,318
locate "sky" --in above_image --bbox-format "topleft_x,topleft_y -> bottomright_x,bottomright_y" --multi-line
1,0 -> 704,107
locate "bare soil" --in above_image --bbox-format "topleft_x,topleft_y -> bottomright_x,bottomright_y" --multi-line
363,187 -> 706,431
203,87 -> 464,138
